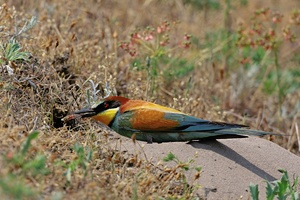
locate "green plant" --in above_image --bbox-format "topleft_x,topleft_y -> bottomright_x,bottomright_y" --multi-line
262,68 -> 300,98
4,131 -> 49,176
0,175 -> 35,200
249,169 -> 299,200
0,39 -> 29,65
64,142 -> 93,182
163,152 -> 202,198
0,131 -> 48,199
182,0 -> 221,10
250,183 -> 259,200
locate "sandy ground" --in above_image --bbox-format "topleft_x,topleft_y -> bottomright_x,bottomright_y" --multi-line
111,136 -> 300,199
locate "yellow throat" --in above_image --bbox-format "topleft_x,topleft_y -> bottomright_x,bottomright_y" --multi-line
92,107 -> 119,125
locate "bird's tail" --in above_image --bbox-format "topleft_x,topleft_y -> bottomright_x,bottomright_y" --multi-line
215,128 -> 281,137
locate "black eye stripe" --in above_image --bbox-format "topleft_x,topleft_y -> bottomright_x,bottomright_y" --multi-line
110,101 -> 121,108
93,100 -> 121,113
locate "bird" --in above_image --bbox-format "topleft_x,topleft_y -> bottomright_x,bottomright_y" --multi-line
66,96 -> 278,143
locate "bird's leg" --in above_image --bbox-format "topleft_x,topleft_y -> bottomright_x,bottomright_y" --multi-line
131,133 -> 137,144
146,134 -> 153,144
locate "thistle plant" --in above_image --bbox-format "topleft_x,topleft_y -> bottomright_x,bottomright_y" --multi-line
119,21 -> 191,58
119,21 -> 192,97
236,8 -> 300,116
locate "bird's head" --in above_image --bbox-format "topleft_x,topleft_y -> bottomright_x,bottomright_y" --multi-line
73,96 -> 129,126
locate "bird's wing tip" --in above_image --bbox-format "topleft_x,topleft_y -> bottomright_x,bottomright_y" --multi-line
216,128 -> 282,136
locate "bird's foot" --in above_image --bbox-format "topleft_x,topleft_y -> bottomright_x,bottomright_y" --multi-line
146,135 -> 153,144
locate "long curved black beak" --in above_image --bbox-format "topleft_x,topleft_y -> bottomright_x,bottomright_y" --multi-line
74,108 -> 97,118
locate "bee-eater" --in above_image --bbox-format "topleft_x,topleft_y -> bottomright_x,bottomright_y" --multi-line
69,96 -> 277,143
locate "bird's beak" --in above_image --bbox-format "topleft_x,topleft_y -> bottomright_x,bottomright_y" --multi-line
74,108 -> 97,118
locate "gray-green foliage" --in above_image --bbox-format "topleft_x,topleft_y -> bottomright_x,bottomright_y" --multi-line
0,16 -> 37,65
0,39 -> 29,64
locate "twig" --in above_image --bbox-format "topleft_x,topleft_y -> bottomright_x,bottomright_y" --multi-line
287,118 -> 295,151
161,87 -> 174,97
30,116 -> 39,132
295,123 -> 300,152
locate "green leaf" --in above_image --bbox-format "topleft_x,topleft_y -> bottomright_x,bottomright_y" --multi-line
249,183 -> 259,200
86,148 -> 93,162
0,174 -> 36,199
21,131 -> 39,156
182,164 -> 189,171
163,57 -> 194,81
277,171 -> 289,199
1,39 -> 29,63
195,166 -> 202,172
163,152 -> 176,162
291,192 -> 300,200
266,182 -> 276,200
23,154 -> 49,175
182,0 -> 221,10
66,167 -> 72,182
292,176 -> 299,191
251,46 -> 266,64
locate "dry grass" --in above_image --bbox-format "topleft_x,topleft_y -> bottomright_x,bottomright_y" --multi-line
0,0 -> 299,199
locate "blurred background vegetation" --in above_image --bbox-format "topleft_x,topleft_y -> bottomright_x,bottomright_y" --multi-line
0,0 -> 300,199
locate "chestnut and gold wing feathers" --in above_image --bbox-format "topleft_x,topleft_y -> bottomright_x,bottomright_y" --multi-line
114,100 -> 247,133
